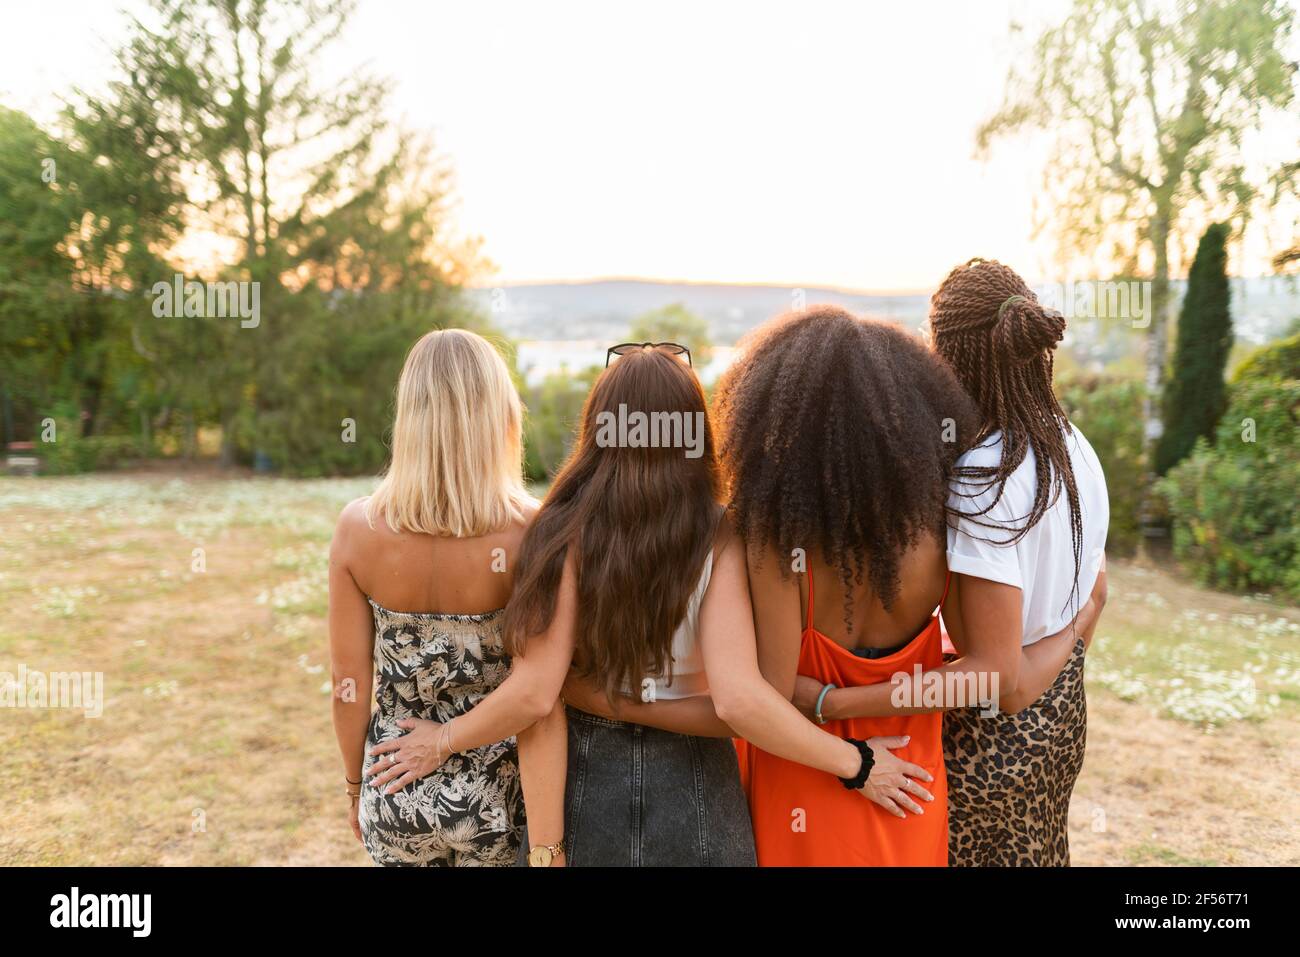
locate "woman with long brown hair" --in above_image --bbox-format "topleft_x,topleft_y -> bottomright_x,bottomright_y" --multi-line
365,342 -> 933,866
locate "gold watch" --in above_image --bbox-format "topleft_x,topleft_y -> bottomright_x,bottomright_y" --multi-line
527,841 -> 564,867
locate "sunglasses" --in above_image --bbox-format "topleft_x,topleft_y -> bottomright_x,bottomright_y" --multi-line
605,341 -> 692,368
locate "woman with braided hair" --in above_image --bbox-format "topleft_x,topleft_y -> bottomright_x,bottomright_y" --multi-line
794,262 -> 1109,866
928,258 -> 1110,865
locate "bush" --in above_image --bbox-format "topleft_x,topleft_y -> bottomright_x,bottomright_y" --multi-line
1231,330 -> 1300,383
1159,372 -> 1300,599
522,366 -> 598,482
38,418 -> 150,475
1056,368 -> 1147,553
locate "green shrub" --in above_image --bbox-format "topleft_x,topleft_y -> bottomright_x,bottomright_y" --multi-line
1158,374 -> 1300,599
1231,330 -> 1300,384
37,417 -> 150,474
1056,369 -> 1147,553
522,366 -> 598,482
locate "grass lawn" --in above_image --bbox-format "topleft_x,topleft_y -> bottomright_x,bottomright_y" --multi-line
1,473 -> 1296,865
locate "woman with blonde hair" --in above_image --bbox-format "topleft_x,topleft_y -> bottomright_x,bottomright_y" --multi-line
328,327 -> 538,866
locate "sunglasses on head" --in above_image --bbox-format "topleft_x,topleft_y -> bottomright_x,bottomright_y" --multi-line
605,341 -> 692,368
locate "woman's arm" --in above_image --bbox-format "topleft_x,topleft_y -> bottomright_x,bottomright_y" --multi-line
560,671 -> 734,737
327,504 -> 375,842
804,573 -> 1023,720
516,699 -> 567,866
804,565 -> 1107,720
366,554 -> 580,795
703,531 -> 935,818
747,544 -> 804,700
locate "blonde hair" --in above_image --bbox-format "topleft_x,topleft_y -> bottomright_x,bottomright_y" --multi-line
366,329 -> 532,537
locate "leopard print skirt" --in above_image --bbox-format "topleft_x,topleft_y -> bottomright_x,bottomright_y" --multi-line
942,637 -> 1087,866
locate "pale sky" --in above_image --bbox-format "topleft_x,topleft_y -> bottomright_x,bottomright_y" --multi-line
1,0 -> 1293,289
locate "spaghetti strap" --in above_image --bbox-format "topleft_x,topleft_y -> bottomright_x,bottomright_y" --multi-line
804,566 -> 815,633
937,570 -> 952,613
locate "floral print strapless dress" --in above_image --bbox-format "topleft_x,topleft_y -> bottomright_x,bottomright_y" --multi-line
358,599 -> 523,866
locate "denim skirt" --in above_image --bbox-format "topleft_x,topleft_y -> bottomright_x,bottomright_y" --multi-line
563,706 -> 756,866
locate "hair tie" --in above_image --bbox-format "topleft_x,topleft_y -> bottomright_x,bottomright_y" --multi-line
997,295 -> 1029,320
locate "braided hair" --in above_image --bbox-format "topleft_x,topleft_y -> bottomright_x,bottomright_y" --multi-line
928,258 -> 1083,609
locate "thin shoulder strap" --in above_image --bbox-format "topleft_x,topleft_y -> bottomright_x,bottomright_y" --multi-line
804,565 -> 815,632
936,570 -> 952,616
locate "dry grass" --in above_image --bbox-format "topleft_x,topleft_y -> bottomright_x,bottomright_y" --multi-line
1,473 -> 1296,865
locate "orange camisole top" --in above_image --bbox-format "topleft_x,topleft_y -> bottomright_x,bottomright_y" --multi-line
736,567 -> 950,866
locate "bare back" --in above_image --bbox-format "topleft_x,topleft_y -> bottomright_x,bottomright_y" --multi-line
336,496 -> 536,614
804,532 -> 948,651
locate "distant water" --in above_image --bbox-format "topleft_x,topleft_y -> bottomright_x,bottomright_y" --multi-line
477,276 -> 1297,347
495,276 -> 1299,385
516,340 -> 738,387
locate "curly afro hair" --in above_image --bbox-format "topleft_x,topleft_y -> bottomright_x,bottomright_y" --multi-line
714,305 -> 980,618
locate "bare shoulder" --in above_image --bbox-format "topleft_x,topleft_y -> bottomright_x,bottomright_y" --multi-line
332,496 -> 374,555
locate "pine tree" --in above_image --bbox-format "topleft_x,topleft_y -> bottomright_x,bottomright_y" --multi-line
1156,223 -> 1233,475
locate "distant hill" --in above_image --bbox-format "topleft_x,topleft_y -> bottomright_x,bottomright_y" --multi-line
466,279 -> 932,343
467,276 -> 1299,346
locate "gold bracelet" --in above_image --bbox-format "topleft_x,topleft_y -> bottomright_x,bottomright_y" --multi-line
438,718 -> 457,764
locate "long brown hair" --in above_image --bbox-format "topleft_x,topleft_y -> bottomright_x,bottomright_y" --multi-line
503,346 -> 720,697
928,258 -> 1082,604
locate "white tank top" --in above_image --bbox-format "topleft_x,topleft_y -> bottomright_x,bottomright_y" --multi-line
622,550 -> 713,702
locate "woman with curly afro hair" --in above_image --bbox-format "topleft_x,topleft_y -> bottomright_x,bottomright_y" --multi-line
710,305 -> 981,865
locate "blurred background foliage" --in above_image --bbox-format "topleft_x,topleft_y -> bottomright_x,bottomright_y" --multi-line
2,0 -> 1298,605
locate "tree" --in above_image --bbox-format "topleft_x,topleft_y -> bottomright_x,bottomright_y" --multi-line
50,0 -> 487,472
0,103 -> 182,447
627,303 -> 713,368
1156,222 -> 1233,474
978,0 -> 1296,521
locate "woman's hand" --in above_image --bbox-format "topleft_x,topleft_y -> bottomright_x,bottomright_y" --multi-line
348,796 -> 362,842
857,735 -> 935,818
365,717 -> 448,795
792,675 -> 824,720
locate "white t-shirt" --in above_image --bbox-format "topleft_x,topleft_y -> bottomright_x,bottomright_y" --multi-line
945,425 -> 1109,645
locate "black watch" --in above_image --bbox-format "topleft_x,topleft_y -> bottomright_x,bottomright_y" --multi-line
838,738 -> 875,790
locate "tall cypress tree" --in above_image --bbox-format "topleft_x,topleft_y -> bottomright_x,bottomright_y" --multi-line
1156,222 -> 1234,474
